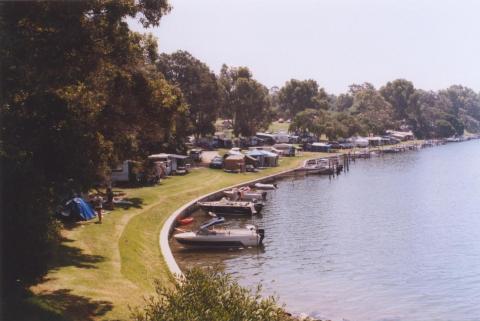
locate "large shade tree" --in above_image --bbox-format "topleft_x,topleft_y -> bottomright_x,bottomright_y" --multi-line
349,83 -> 395,134
0,0 -> 185,294
409,89 -> 464,138
290,109 -> 365,140
157,50 -> 220,138
277,79 -> 329,118
218,65 -> 272,136
439,85 -> 480,133
380,79 -> 416,121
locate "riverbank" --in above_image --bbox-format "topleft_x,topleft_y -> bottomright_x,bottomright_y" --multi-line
19,138 -> 462,320
22,153 -> 320,321
170,139 -> 480,321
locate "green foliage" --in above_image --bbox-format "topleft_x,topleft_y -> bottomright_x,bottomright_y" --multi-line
434,119 -> 456,137
0,0 -> 178,291
407,89 -> 476,138
439,85 -> 480,132
380,79 -> 416,120
278,79 -> 329,118
131,268 -> 298,321
334,93 -> 354,112
349,83 -> 396,134
289,109 -> 326,136
289,109 -> 364,140
157,50 -> 220,138
218,65 -> 272,136
287,79 -> 476,140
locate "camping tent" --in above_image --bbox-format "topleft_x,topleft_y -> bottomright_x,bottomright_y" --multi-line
224,155 -> 246,172
246,149 -> 266,167
273,143 -> 296,156
63,197 -> 97,221
248,150 -> 279,167
245,154 -> 259,167
306,142 -> 332,152
148,153 -> 190,175
262,150 -> 279,167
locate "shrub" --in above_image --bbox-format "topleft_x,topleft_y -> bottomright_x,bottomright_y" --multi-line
131,268 -> 300,321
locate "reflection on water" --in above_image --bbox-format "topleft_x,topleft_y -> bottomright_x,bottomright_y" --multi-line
171,140 -> 480,321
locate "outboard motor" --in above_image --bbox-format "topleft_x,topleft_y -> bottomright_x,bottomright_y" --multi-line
252,199 -> 264,212
257,228 -> 265,245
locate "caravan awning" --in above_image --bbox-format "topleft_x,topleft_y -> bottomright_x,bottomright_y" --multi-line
148,153 -> 169,159
246,150 -> 265,157
168,154 -> 189,159
261,150 -> 279,157
148,153 -> 188,159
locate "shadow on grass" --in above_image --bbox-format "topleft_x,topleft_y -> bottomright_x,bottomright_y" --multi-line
38,289 -> 113,321
61,196 -> 145,230
47,237 -> 105,271
114,197 -> 144,210
3,237 -> 110,321
3,288 -> 113,321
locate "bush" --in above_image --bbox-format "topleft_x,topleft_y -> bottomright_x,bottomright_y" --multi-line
131,268 -> 300,321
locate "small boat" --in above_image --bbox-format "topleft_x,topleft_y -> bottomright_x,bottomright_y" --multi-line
197,198 -> 262,216
301,159 -> 333,175
174,216 -> 265,248
254,182 -> 277,190
177,217 -> 194,225
223,187 -> 267,201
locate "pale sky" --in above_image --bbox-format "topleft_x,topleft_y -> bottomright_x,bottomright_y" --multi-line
128,0 -> 480,94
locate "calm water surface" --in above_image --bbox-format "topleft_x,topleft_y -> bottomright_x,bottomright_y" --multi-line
172,140 -> 480,321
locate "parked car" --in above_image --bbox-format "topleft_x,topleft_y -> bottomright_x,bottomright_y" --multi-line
339,142 -> 354,149
328,141 -> 342,149
209,156 -> 224,169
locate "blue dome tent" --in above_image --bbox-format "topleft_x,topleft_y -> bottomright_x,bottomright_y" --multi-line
63,197 -> 97,221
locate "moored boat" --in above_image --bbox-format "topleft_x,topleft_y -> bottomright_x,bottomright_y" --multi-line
177,217 -> 194,225
174,217 -> 265,248
197,198 -> 262,215
301,159 -> 334,175
254,182 -> 277,190
223,186 -> 267,201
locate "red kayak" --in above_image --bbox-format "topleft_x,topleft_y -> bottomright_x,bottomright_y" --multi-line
178,217 -> 194,225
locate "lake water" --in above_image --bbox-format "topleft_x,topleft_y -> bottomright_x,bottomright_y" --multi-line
172,140 -> 480,321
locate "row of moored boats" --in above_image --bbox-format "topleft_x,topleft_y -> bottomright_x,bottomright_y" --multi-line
174,183 -> 277,249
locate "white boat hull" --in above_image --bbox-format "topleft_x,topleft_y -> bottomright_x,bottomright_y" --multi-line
175,229 -> 263,248
254,183 -> 277,190
223,190 -> 266,201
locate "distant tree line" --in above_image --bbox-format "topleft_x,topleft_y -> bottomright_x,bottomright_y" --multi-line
2,0 -> 480,305
276,79 -> 480,140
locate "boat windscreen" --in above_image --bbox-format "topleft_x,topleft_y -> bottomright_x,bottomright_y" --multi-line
199,216 -> 225,229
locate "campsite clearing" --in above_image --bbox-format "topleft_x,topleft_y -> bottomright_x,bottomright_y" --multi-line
27,154 -> 317,321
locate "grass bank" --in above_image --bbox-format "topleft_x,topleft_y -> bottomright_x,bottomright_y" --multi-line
27,153 -> 318,321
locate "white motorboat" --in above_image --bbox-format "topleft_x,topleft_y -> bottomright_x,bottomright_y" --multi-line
174,217 -> 265,248
223,187 -> 267,201
197,198 -> 262,215
301,159 -> 334,175
254,182 -> 277,190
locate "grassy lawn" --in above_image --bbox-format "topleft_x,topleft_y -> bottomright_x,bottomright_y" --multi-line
27,153 -> 317,321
